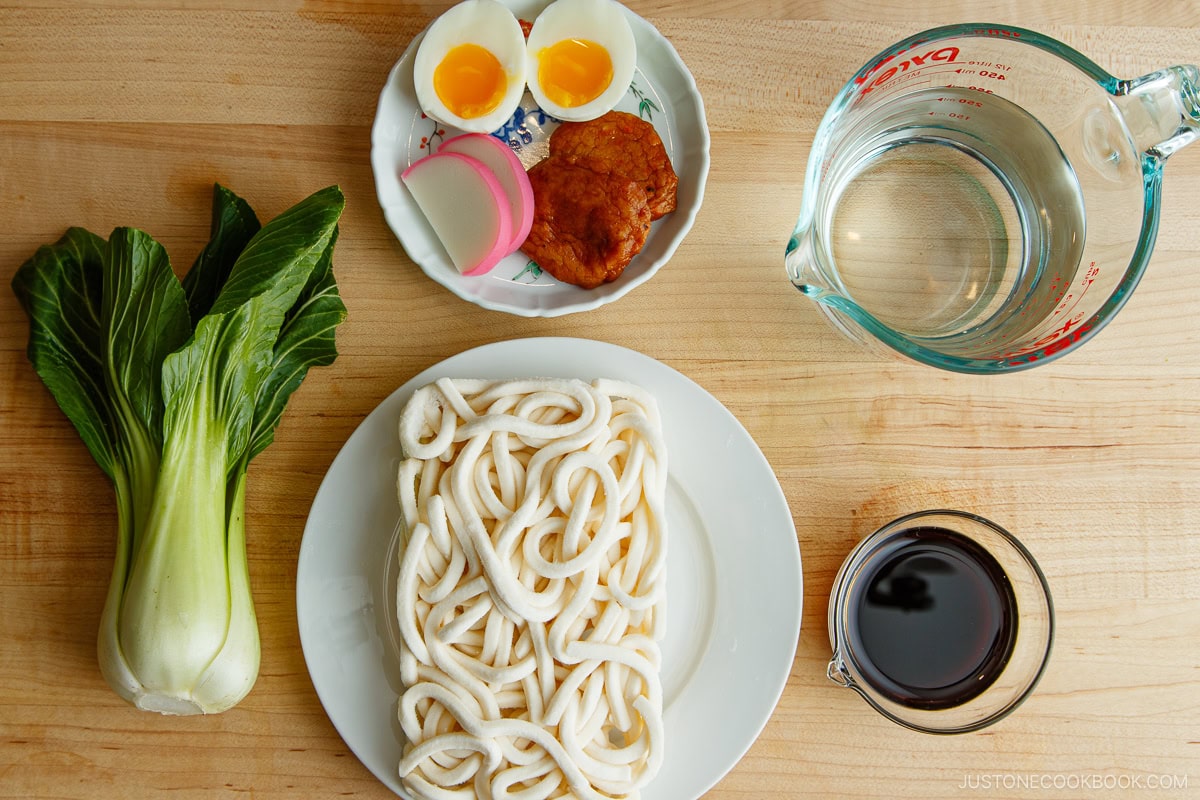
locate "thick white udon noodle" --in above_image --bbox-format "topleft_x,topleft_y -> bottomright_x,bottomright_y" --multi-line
395,377 -> 668,800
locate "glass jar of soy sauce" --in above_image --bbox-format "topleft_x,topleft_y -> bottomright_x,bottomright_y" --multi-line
827,510 -> 1054,733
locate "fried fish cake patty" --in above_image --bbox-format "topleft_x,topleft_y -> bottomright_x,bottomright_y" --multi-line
524,156 -> 651,289
549,110 -> 678,220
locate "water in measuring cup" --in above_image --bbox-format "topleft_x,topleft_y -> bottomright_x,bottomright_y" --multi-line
825,86 -> 1087,347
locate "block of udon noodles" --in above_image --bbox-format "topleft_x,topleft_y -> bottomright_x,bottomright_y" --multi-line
394,376 -> 667,800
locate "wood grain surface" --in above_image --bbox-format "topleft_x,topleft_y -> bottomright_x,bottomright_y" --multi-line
2,1 -> 1199,798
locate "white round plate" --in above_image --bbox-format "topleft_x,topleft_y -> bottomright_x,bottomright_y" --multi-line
369,1 -> 710,317
297,337 -> 802,799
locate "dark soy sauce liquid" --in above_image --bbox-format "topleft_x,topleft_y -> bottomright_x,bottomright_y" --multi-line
846,526 -> 1018,710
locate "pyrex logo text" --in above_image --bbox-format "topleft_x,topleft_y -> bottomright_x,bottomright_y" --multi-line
855,45 -> 962,94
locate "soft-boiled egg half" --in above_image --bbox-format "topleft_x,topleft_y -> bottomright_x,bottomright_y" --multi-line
526,0 -> 637,122
413,0 -> 527,134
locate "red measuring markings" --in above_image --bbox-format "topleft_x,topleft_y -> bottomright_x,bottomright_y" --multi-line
855,45 -> 962,95
973,27 -> 1023,39
859,65 -> 968,105
999,263 -> 1102,360
1006,320 -> 1095,364
855,31 -> 1018,98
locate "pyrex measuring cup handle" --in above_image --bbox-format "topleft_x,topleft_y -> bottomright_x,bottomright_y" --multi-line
1116,64 -> 1200,159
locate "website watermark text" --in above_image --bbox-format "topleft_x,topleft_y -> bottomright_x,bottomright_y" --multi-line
960,772 -> 1189,791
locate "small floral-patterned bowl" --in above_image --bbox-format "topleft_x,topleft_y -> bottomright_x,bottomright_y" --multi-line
370,0 -> 710,317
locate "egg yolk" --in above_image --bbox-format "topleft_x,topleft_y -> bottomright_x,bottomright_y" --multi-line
537,38 -> 613,108
434,43 -> 507,120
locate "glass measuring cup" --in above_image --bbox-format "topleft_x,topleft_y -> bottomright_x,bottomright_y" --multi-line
786,24 -> 1200,373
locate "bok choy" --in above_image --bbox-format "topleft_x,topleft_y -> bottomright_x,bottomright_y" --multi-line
12,184 -> 347,714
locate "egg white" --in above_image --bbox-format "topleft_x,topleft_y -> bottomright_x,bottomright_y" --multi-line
525,0 -> 637,122
413,0 -> 527,134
